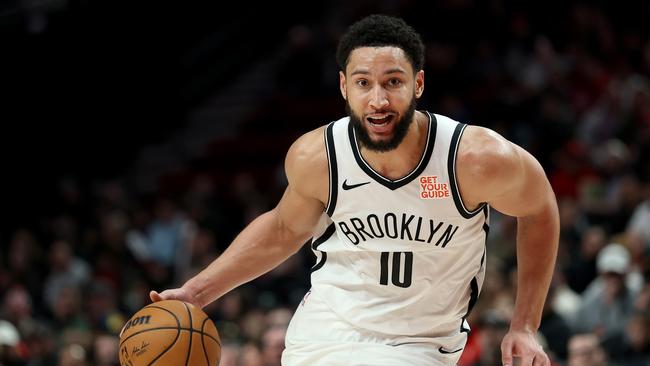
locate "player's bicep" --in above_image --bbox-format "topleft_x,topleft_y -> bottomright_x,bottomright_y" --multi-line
489,145 -> 555,218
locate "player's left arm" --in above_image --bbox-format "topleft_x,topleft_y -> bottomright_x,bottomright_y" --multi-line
457,126 -> 559,366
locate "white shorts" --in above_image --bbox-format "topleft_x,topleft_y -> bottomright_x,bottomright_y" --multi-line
282,290 -> 467,366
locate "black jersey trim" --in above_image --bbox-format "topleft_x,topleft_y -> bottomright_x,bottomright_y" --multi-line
324,122 -> 338,217
347,111 -> 437,191
448,123 -> 487,218
460,277 -> 479,335
461,212 -> 488,335
482,205 -> 490,240
311,223 -> 335,272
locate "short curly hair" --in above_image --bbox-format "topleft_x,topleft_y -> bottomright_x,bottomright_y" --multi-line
336,14 -> 425,73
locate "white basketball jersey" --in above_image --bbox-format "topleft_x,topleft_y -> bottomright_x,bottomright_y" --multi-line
309,112 -> 489,338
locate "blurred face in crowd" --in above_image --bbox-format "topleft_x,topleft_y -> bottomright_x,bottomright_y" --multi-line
2,287 -> 32,320
601,272 -> 625,302
93,335 -> 119,366
262,326 -> 286,366
340,46 -> 424,152
568,334 -> 606,366
50,240 -> 73,271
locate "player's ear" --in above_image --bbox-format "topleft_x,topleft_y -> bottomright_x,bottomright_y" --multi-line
339,71 -> 347,100
415,70 -> 424,98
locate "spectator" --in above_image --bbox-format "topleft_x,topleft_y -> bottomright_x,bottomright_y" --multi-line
57,344 -> 87,366
567,333 -> 608,366
572,243 -> 637,342
0,320 -> 26,366
92,334 -> 119,366
605,311 -> 650,366
565,225 -> 607,293
42,240 -> 90,315
261,325 -> 286,366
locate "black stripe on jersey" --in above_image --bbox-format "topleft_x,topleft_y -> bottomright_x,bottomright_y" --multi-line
460,278 -> 479,335
482,205 -> 490,239
448,123 -> 487,219
325,122 -> 338,217
311,223 -> 335,272
462,211 -> 488,334
347,111 -> 437,191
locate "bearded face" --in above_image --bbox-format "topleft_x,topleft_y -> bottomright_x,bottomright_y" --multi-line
347,95 -> 417,152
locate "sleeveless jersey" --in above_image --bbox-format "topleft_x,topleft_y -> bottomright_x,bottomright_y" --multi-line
309,112 -> 489,338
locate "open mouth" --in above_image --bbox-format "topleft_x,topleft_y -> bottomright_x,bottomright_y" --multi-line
366,114 -> 394,126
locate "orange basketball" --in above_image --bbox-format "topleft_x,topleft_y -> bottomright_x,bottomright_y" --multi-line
119,300 -> 221,366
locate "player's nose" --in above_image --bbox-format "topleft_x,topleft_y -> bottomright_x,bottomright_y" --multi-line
368,85 -> 389,109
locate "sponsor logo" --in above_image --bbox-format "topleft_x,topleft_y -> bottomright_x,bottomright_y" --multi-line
123,315 -> 152,332
342,179 -> 370,190
438,346 -> 463,354
419,176 -> 450,199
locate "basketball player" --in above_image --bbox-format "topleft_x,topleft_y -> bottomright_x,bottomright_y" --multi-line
151,15 -> 559,366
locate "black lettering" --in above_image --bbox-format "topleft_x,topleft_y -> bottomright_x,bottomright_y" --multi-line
427,220 -> 444,243
379,252 -> 413,288
435,225 -> 460,248
384,213 -> 398,238
124,315 -> 151,331
400,214 -> 414,241
338,222 -> 359,245
350,217 -> 374,241
379,252 -> 389,285
366,214 -> 384,238
414,217 -> 425,242
391,252 -> 413,288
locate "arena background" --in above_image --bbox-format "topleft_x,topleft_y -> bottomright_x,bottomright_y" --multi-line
1,1 -> 649,365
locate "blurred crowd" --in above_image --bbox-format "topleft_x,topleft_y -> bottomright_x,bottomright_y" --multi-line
2,1 -> 650,366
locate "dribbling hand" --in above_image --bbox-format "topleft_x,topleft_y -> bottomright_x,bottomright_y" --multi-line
150,287 -> 202,308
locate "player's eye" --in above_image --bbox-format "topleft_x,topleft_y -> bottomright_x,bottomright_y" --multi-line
387,78 -> 402,87
356,79 -> 369,87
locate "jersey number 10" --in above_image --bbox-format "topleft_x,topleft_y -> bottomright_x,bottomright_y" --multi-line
379,252 -> 413,288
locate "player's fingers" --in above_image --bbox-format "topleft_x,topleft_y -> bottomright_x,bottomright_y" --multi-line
519,355 -> 534,366
533,353 -> 550,366
150,290 -> 163,302
501,341 -> 513,366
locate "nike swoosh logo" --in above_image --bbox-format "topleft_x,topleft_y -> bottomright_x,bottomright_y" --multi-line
438,346 -> 463,354
342,179 -> 371,190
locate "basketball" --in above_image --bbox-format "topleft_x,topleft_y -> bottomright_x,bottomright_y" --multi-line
118,300 -> 221,366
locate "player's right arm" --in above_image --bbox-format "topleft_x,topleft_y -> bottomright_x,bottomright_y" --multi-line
150,126 -> 329,308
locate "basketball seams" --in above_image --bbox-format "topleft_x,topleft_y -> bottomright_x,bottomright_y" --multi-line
200,317 -> 219,366
183,302 -> 193,366
142,305 -> 180,366
120,327 -> 220,345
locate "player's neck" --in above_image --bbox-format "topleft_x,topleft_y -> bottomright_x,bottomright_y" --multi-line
359,111 -> 428,180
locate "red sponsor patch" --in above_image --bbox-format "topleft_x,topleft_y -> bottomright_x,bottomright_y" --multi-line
419,175 -> 450,199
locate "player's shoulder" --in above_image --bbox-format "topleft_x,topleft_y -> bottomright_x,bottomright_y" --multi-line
285,125 -> 329,182
456,125 -> 520,182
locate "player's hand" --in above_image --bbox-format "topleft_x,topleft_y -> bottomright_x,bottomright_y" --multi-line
150,287 -> 202,308
500,329 -> 550,366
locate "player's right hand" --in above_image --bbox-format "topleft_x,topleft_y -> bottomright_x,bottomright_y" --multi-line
150,288 -> 202,308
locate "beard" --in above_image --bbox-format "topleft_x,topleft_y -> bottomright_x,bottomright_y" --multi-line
347,97 -> 417,153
